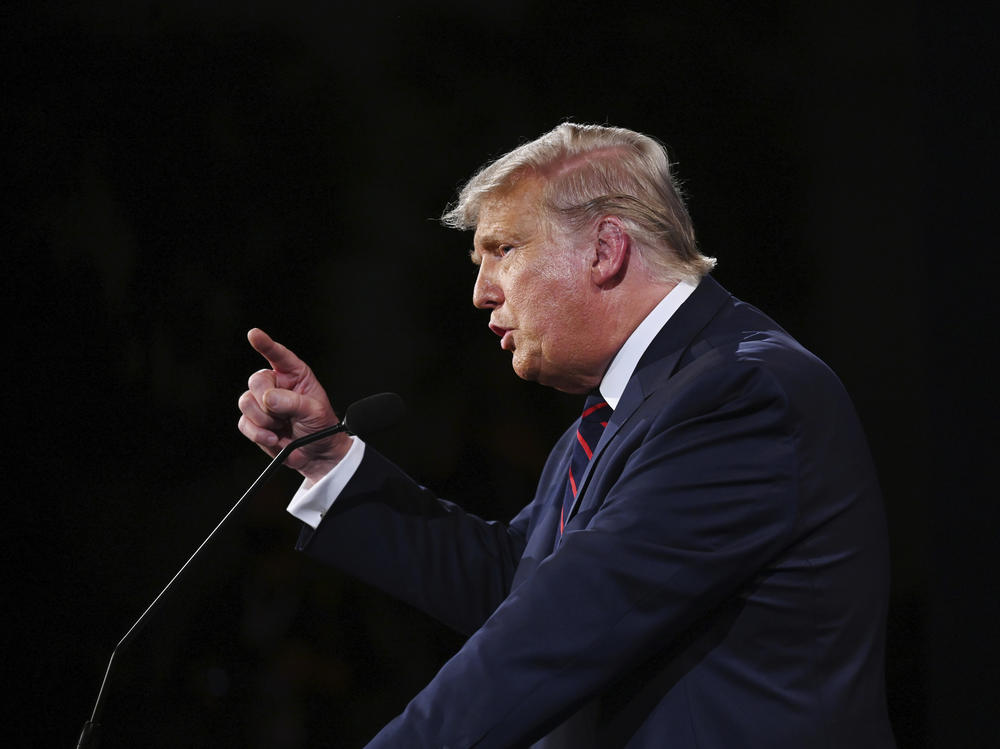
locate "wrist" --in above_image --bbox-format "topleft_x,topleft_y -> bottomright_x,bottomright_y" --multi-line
300,434 -> 353,484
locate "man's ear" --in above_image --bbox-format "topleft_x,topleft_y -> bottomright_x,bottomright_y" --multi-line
592,217 -> 630,287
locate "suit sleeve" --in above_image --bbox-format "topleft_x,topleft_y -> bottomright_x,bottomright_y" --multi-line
298,448 -> 536,636
365,360 -> 802,748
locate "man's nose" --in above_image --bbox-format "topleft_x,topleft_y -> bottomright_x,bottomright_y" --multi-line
473,263 -> 503,309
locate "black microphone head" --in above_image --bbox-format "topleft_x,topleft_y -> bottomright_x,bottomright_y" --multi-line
342,392 -> 406,438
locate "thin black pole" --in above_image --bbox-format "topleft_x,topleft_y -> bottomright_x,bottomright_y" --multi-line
75,422 -> 347,748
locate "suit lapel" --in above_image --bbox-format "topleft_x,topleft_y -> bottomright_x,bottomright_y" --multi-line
565,276 -> 732,523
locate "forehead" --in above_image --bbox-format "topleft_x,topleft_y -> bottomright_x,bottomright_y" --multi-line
472,178 -> 547,251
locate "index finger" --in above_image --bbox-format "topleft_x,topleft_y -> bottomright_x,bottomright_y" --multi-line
247,328 -> 307,376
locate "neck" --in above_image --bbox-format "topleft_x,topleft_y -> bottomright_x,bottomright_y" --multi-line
580,277 -> 676,391
609,277 -> 677,347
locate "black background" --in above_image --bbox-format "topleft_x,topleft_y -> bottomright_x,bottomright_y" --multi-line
5,1 -> 995,747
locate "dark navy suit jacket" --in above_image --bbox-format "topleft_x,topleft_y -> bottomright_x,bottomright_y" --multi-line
299,276 -> 895,748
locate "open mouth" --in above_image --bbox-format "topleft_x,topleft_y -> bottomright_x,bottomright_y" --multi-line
489,323 -> 514,350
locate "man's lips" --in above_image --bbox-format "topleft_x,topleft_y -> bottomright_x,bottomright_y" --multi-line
489,323 -> 515,350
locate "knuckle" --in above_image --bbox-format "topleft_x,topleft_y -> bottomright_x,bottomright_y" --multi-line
247,369 -> 273,390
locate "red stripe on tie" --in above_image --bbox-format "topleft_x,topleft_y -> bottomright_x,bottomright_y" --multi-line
568,467 -> 578,497
581,401 -> 609,419
576,430 -> 594,460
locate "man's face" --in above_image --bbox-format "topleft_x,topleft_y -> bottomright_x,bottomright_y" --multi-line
471,177 -> 602,393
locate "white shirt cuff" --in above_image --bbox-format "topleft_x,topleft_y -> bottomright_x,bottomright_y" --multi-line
286,436 -> 366,529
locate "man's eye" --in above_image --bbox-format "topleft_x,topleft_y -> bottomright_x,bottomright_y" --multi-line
499,245 -> 515,257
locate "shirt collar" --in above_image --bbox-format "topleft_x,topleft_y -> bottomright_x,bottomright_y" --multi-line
598,279 -> 699,409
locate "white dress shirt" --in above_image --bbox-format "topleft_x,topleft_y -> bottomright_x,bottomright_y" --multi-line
287,279 -> 698,529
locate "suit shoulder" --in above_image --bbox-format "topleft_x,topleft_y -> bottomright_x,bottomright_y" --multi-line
699,297 -> 843,389
650,297 -> 853,428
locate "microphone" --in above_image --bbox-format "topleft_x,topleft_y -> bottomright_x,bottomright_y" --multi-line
76,392 -> 405,748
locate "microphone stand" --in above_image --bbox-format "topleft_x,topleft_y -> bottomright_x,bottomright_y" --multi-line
76,423 -> 349,749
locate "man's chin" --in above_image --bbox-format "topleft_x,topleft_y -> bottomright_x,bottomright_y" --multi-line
510,354 -> 539,383
512,357 -> 593,395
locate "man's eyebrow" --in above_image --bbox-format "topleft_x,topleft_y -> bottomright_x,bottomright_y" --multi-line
469,230 -> 503,265
475,228 -> 519,250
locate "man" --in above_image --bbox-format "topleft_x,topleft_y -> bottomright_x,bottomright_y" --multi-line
238,123 -> 895,747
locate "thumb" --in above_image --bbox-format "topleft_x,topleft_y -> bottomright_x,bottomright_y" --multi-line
263,388 -> 337,430
263,388 -> 305,416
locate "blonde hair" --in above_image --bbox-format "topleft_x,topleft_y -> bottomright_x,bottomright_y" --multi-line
441,123 -> 716,281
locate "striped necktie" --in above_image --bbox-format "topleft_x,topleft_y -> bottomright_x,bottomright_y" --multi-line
560,393 -> 612,535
